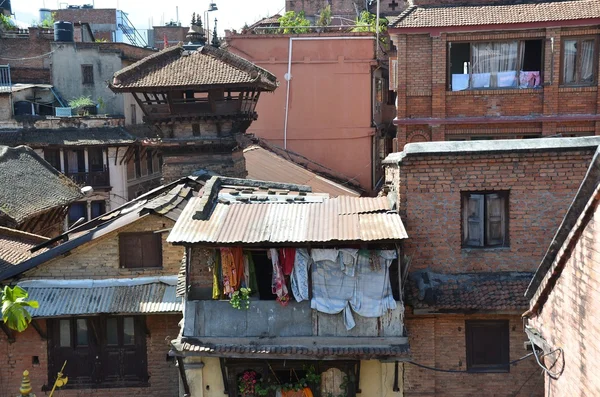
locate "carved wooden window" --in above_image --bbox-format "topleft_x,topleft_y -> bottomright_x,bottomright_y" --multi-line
462,191 -> 508,248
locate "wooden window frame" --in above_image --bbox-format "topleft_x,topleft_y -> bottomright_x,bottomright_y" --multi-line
560,35 -> 599,87
81,64 -> 94,85
119,232 -> 163,269
48,316 -> 148,389
447,39 -> 545,91
465,320 -> 510,373
461,191 -> 509,248
43,148 -> 62,172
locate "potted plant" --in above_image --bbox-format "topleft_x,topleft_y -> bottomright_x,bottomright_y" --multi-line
69,96 -> 97,116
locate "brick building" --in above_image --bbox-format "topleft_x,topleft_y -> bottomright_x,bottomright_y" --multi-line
0,177 -> 205,396
382,136 -> 600,396
52,7 -> 118,42
286,0 -> 407,20
152,24 -> 189,50
524,148 -> 600,396
388,0 -> 600,148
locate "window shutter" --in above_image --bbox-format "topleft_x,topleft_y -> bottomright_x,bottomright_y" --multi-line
120,234 -> 143,268
464,194 -> 484,246
486,194 -> 506,246
140,233 -> 162,268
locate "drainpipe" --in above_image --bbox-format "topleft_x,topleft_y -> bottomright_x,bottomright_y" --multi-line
283,35 -> 376,149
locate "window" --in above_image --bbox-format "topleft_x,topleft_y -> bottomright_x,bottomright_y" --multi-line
48,316 -> 148,388
91,200 -> 106,219
449,40 -> 543,91
562,37 -> 597,86
146,150 -> 154,174
44,148 -> 61,172
81,64 -> 94,84
130,104 -> 137,124
192,123 -> 201,136
68,202 -> 88,227
119,232 -> 162,268
88,147 -> 104,172
466,320 -> 510,372
462,191 -> 508,248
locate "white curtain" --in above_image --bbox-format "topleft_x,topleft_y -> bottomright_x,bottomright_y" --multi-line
472,41 -> 518,88
563,40 -> 577,84
580,39 -> 595,83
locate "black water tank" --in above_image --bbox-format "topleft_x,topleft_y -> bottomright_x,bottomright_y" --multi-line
14,101 -> 33,116
54,21 -> 74,42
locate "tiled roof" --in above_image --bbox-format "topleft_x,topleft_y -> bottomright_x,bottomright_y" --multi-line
407,271 -> 533,312
390,0 -> 600,28
246,14 -> 281,31
167,177 -> 407,245
0,127 -> 135,147
110,44 -> 278,92
243,145 -> 361,198
174,337 -> 410,360
0,227 -> 48,275
18,277 -> 182,317
0,145 -> 82,224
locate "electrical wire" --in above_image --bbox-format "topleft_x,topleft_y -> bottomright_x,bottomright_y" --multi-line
406,352 -> 535,373
530,342 -> 564,380
0,50 -> 56,61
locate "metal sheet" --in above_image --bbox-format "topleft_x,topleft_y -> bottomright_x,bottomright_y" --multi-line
21,281 -> 182,317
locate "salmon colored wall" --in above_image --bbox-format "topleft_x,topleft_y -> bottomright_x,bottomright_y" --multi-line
226,34 -> 377,191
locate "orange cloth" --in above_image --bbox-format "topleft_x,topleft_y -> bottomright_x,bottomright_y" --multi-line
282,390 -> 308,397
220,247 -> 244,296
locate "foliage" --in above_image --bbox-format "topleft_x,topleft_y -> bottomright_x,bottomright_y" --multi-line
96,97 -> 106,110
0,14 -> 15,31
1,286 -> 39,332
40,12 -> 56,29
240,365 -> 321,396
95,38 -> 108,43
317,5 -> 332,27
230,287 -> 251,310
352,11 -> 388,34
69,96 -> 95,109
278,11 -> 311,34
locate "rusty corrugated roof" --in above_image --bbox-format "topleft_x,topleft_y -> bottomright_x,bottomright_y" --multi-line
18,277 -> 182,317
167,177 -> 407,245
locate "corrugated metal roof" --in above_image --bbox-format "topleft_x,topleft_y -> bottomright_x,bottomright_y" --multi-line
18,277 -> 182,317
168,195 -> 407,245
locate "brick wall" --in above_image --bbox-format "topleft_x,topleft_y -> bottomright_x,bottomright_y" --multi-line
53,8 -> 117,42
390,149 -> 594,273
392,26 -> 600,146
162,149 -> 247,184
24,214 -> 183,279
0,29 -> 53,84
154,26 -> 188,50
528,192 -> 600,396
404,314 -> 543,397
188,247 -> 216,290
0,314 -> 180,397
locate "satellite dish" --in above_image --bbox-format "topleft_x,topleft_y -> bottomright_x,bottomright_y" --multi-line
81,186 -> 94,196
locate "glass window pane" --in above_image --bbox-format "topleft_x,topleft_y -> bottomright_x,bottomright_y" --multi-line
76,319 -> 88,346
123,317 -> 135,345
106,318 -> 118,345
563,40 -> 577,84
59,320 -> 71,347
580,39 -> 595,83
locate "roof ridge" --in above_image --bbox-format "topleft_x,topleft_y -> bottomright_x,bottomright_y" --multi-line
112,44 -> 183,86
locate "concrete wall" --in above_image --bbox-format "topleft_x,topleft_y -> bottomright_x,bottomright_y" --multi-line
183,357 -> 403,397
391,26 -> 600,148
528,191 -> 600,396
226,33 -> 379,191
0,95 -> 11,121
50,43 -> 124,115
0,314 -> 180,397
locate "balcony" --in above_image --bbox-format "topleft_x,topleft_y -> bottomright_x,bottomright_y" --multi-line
66,170 -> 110,188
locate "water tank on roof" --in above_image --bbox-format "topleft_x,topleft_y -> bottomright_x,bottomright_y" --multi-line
14,101 -> 33,116
54,21 -> 74,42
39,8 -> 51,24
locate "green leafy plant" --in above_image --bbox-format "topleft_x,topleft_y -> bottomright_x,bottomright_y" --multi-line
230,287 -> 251,310
69,96 -> 95,109
244,365 -> 321,395
278,11 -> 311,34
317,5 -> 332,28
0,14 -> 15,31
40,12 -> 56,29
95,38 -> 108,43
1,286 -> 39,332
96,96 -> 106,110
352,11 -> 388,34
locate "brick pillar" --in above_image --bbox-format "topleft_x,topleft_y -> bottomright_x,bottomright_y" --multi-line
431,34 -> 447,142
542,29 -> 561,135
394,34 -> 408,149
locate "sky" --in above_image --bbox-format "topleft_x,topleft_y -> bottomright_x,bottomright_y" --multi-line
11,0 -> 286,36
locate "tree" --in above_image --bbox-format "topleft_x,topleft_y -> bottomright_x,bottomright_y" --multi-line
278,11 -> 311,34
1,286 -> 39,332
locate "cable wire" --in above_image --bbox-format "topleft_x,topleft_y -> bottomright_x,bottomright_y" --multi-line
531,343 -> 564,380
406,352 -> 535,373
0,50 -> 56,61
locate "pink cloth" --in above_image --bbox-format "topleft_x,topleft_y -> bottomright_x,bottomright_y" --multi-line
519,71 -> 540,88
269,249 -> 289,306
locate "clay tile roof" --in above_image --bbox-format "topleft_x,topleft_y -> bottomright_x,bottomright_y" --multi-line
246,14 -> 282,30
407,271 -> 533,312
110,44 -> 278,92
390,0 -> 600,28
0,227 -> 48,274
0,127 -> 135,147
0,145 -> 82,224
